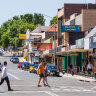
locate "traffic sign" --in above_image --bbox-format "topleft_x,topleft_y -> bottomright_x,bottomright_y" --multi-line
19,34 -> 26,39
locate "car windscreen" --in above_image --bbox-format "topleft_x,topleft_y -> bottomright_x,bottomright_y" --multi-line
14,58 -> 19,60
34,65 -> 38,68
30,64 -> 34,66
48,65 -> 57,69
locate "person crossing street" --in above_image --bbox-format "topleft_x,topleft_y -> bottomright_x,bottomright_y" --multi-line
0,61 -> 13,91
37,60 -> 46,87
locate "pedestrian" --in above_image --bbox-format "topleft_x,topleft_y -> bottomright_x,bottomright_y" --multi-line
37,60 -> 46,87
44,62 -> 50,87
0,61 -> 13,91
87,61 -> 93,75
82,59 -> 86,74
69,63 -> 74,75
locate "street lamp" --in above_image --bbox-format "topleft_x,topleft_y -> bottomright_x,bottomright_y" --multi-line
39,13 -> 57,65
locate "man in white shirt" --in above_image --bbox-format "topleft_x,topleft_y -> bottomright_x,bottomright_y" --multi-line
87,61 -> 93,74
0,61 -> 13,91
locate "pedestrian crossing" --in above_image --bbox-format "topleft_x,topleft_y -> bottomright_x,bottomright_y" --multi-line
51,86 -> 96,93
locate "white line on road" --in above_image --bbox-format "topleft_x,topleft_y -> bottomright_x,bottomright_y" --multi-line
45,91 -> 59,96
12,91 -> 45,94
8,72 -> 21,80
12,91 -> 59,96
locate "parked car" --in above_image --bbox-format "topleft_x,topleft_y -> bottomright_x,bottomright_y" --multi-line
17,62 -> 24,68
22,62 -> 30,70
12,57 -> 19,63
0,62 -> 2,71
47,64 -> 59,76
33,64 -> 39,74
10,57 -> 15,62
0,51 -> 3,56
29,64 -> 35,73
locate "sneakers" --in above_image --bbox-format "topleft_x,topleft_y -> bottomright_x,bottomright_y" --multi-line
37,85 -> 42,87
44,84 -> 47,87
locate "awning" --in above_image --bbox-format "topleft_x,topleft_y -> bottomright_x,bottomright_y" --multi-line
56,49 -> 93,56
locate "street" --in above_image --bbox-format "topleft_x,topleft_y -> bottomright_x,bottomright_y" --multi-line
0,52 -> 96,96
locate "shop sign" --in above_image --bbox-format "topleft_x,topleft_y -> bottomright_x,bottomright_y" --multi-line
70,54 -> 78,56
76,38 -> 84,49
70,45 -> 76,50
62,25 -> 80,32
32,47 -> 37,51
34,57 -> 39,62
19,34 -> 26,39
37,43 -> 52,51
43,50 -> 49,54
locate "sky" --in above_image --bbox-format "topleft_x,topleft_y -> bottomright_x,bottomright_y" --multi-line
0,0 -> 95,26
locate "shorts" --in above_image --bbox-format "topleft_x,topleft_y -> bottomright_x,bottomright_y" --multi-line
39,73 -> 44,77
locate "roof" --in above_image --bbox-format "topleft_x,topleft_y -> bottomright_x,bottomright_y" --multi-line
85,26 -> 96,38
46,24 -> 58,32
32,26 -> 49,33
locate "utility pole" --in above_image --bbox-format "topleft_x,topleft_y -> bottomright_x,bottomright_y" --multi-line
54,24 -> 56,65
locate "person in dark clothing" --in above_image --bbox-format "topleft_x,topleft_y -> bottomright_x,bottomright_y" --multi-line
69,64 -> 74,75
82,60 -> 86,74
0,61 -> 13,91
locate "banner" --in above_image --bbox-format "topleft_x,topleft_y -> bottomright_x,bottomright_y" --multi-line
37,43 -> 52,51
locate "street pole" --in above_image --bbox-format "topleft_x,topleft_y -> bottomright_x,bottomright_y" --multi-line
54,24 -> 56,65
67,44 -> 69,75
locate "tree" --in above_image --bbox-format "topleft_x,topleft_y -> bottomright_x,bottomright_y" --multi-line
50,16 -> 57,25
0,13 -> 45,48
13,16 -> 19,20
34,13 -> 45,25
1,32 -> 9,48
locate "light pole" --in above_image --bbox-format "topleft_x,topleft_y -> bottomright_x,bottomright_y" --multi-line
54,23 -> 56,65
40,13 -> 57,65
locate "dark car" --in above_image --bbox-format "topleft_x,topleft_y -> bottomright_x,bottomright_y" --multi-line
10,57 -> 15,62
47,64 -> 59,76
0,62 -> 2,71
33,64 -> 39,74
22,62 -> 30,70
12,57 -> 19,63
0,51 -> 3,56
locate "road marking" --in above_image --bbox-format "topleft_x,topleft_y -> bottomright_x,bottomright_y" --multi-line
45,91 -> 59,96
12,91 -> 44,94
12,90 -> 59,96
51,86 -> 95,93
8,72 -> 21,80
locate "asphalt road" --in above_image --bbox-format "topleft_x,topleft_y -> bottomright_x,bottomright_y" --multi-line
0,52 -> 96,96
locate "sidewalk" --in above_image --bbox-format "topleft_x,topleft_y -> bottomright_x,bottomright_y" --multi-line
60,72 -> 96,82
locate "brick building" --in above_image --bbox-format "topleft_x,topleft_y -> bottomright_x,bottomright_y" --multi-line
57,4 -> 96,46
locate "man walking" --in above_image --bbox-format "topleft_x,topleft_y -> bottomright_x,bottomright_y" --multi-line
0,61 -> 13,91
44,62 -> 50,87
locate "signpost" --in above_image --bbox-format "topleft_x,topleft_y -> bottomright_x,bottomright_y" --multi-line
19,34 -> 26,39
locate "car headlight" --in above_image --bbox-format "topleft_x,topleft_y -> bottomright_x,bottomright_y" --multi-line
48,70 -> 50,72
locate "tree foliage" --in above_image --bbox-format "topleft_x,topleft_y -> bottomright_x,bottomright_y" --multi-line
50,16 -> 57,25
0,13 -> 45,48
